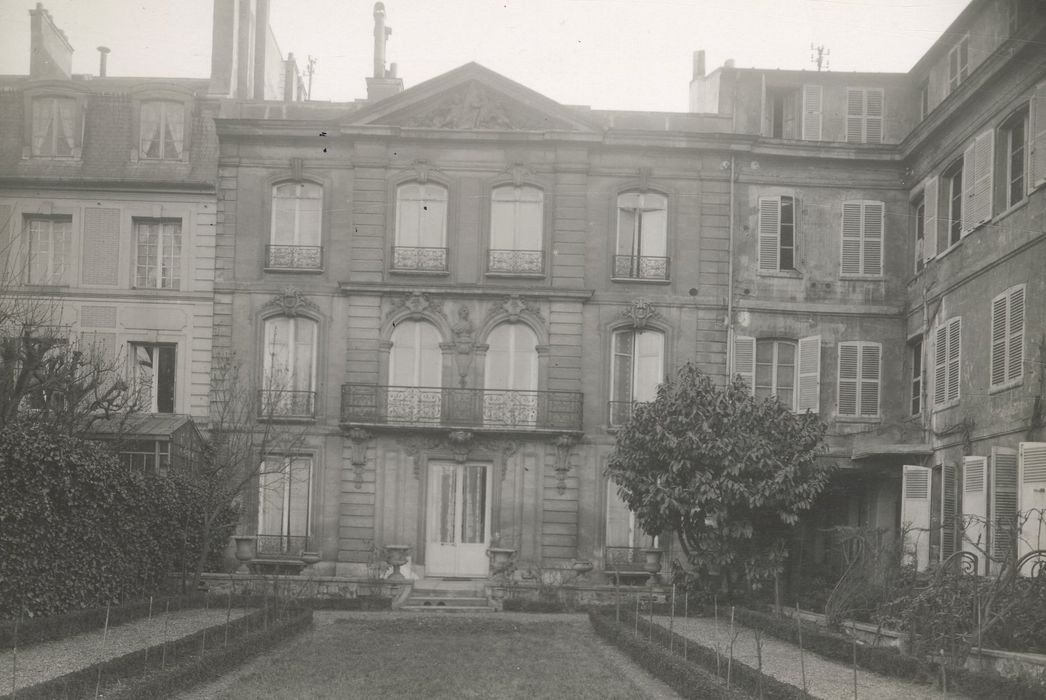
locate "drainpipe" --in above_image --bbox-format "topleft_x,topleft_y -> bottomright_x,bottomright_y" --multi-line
726,154 -> 736,379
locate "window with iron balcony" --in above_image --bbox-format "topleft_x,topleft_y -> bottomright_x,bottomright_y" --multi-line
268,182 -> 323,271
614,192 -> 669,281
392,182 -> 448,273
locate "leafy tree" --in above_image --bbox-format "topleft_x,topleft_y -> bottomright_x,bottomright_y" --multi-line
606,362 -> 832,593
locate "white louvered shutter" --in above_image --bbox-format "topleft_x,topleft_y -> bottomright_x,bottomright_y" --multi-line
840,202 -> 862,275
941,462 -> 958,561
797,335 -> 821,413
902,465 -> 932,570
961,141 -> 976,234
1007,286 -> 1025,384
947,318 -> 961,402
802,84 -> 822,141
733,335 -> 756,393
862,202 -> 884,276
846,89 -> 863,143
837,342 -> 859,416
859,343 -> 881,417
970,130 -> 994,228
991,293 -> 1009,387
866,89 -> 883,144
934,325 -> 948,406
962,456 -> 988,573
758,197 -> 781,271
1029,81 -> 1046,191
1018,442 -> 1046,572
923,176 -> 939,260
991,447 -> 1018,568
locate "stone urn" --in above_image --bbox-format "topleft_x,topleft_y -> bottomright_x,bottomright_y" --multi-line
233,535 -> 256,574
642,548 -> 663,585
572,560 -> 594,577
488,547 -> 516,576
301,551 -> 322,567
384,544 -> 410,581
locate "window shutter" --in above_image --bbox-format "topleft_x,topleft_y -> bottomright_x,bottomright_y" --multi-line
862,201 -> 884,275
961,141 -> 976,234
947,318 -> 961,402
802,84 -> 822,141
733,335 -> 756,393
0,204 -> 10,283
846,89 -> 864,143
941,462 -> 958,561
934,325 -> 948,405
865,89 -> 884,144
970,130 -> 994,227
837,342 -> 859,416
901,465 -> 932,570
1018,442 -> 1046,572
990,292 -> 1008,387
758,197 -> 781,271
923,176 -> 939,260
840,202 -> 862,275
990,447 -> 1018,567
859,343 -> 881,417
797,335 -> 821,413
1029,81 -> 1046,191
962,456 -> 988,573
1007,286 -> 1025,383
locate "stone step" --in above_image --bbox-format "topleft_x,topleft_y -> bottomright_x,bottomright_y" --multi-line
406,596 -> 490,607
400,604 -> 495,613
409,588 -> 485,598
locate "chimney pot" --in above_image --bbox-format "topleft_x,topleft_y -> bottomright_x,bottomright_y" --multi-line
692,50 -> 705,79
97,46 -> 110,77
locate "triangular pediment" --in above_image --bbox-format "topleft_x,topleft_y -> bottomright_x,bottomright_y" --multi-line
348,63 -> 598,133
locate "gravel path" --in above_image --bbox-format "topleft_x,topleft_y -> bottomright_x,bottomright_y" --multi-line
654,615 -> 969,700
0,607 -> 249,694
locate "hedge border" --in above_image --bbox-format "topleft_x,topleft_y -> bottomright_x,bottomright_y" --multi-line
731,607 -> 1046,700
589,608 -> 797,700
0,604 -> 309,700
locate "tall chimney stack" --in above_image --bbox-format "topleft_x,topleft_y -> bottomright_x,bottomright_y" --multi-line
97,46 -> 110,77
366,2 -> 403,102
29,3 -> 73,80
692,50 -> 705,79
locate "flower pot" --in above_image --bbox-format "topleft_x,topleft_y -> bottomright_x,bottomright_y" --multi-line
384,544 -> 410,581
301,551 -> 321,566
642,548 -> 663,585
233,536 -> 256,574
572,560 -> 594,576
488,547 -> 516,576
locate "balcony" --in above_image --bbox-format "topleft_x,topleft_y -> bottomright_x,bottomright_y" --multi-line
612,255 -> 670,281
341,384 -> 583,432
256,534 -> 311,558
265,245 -> 323,271
258,389 -> 317,419
391,246 -> 448,272
487,249 -> 544,275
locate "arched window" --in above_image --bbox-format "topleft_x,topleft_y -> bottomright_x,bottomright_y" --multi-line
262,316 -> 317,417
609,329 -> 664,426
394,183 -> 448,271
615,192 -> 668,280
268,182 -> 323,269
489,185 -> 544,274
31,96 -> 78,157
483,323 -> 538,427
388,320 -> 443,422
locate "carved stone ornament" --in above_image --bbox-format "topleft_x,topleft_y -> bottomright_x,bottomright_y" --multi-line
398,435 -> 443,479
553,435 -> 579,495
347,428 -> 372,489
486,294 -> 544,325
395,82 -> 557,131
637,166 -> 652,192
387,291 -> 446,321
262,288 -> 320,318
508,162 -> 531,187
622,297 -> 662,331
412,160 -> 431,184
446,430 -> 475,463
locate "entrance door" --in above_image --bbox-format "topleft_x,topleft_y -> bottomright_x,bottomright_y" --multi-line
426,461 -> 492,577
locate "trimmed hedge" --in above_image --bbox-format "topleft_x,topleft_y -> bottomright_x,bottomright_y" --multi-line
732,607 -> 1046,700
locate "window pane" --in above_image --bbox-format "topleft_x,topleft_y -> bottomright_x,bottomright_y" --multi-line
612,331 -> 635,403
633,331 -> 664,402
490,199 -> 516,249
140,102 -> 162,158
460,466 -> 486,544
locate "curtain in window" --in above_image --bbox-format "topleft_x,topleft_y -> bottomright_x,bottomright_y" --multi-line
140,102 -> 163,158
31,98 -> 75,156
272,182 -> 322,246
389,321 -> 442,422
163,104 -> 184,158
31,99 -> 53,155
263,316 -> 316,393
617,193 -> 667,258
483,324 -> 538,426
612,330 -> 664,404
258,457 -> 311,542
396,183 -> 447,247
490,186 -> 543,250
438,465 -> 457,543
460,465 -> 486,544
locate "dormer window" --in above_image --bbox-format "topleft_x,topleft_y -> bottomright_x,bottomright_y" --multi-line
140,101 -> 185,160
31,96 -> 77,157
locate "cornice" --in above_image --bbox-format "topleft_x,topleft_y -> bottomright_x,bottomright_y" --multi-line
0,177 -> 214,194
338,282 -> 593,302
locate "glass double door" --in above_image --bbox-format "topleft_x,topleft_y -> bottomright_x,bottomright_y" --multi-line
426,462 -> 492,577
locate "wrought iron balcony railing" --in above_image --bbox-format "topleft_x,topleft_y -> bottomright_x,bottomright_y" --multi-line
603,546 -> 649,571
612,255 -> 670,281
487,249 -> 544,274
391,246 -> 449,272
265,245 -> 323,270
258,389 -> 317,418
341,384 -> 583,432
255,534 -> 310,558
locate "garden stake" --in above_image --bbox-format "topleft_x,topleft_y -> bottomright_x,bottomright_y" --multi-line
634,592 -> 639,638
714,596 -> 721,679
851,620 -> 858,699
797,601 -> 808,697
755,628 -> 764,700
669,584 -> 675,654
202,593 -> 209,652
648,595 -> 654,643
94,603 -> 110,699
615,577 -> 620,624
11,612 -> 18,697
683,589 -> 689,661
162,600 -> 170,671
728,606 -> 735,689
225,591 -> 232,647
941,665 -> 947,697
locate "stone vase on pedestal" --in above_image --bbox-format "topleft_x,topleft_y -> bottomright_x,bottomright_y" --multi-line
233,536 -> 256,574
384,544 -> 410,581
642,548 -> 663,586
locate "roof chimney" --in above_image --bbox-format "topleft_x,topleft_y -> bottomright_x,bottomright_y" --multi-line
97,46 -> 110,77
29,3 -> 73,80
692,50 -> 705,79
724,59 -> 735,69
366,2 -> 403,102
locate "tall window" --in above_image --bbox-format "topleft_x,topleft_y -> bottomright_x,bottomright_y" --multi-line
258,455 -> 312,553
134,219 -> 182,290
605,480 -> 656,554
25,216 -> 71,285
394,183 -> 448,271
31,96 -> 77,157
758,196 -> 796,271
913,197 -> 925,274
1000,110 -> 1027,210
840,201 -> 884,276
129,342 -> 176,413
990,285 -> 1025,388
269,182 -> 323,269
845,88 -> 884,144
388,320 -> 442,422
947,36 -> 969,93
837,341 -> 881,418
139,101 -> 185,160
944,162 -> 963,249
489,186 -> 544,274
735,336 -> 820,413
910,337 -> 923,416
262,316 -> 317,417
934,317 -> 962,407
767,88 -> 799,139
755,340 -> 796,409
483,324 -> 539,427
615,192 -> 668,280
609,329 -> 664,426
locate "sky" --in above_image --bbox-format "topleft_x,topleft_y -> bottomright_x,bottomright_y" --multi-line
0,0 -> 970,112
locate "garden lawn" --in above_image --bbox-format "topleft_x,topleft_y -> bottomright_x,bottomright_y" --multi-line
179,611 -> 680,699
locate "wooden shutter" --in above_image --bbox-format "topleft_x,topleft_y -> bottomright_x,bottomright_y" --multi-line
837,342 -> 859,416
733,335 -> 756,393
1029,81 -> 1046,191
1018,442 -> 1046,572
991,292 -> 1009,387
797,335 -> 821,413
934,325 -> 948,406
758,197 -> 781,271
0,204 -> 11,284
840,202 -> 862,275
82,207 -> 121,286
846,89 -> 864,143
902,465 -> 932,570
991,446 -> 1018,567
862,202 -> 884,275
962,456 -> 988,573
941,462 -> 958,561
969,130 -> 994,228
859,343 -> 881,417
947,318 -> 961,402
923,176 -> 939,260
1007,286 -> 1025,383
961,141 -> 976,234
866,89 -> 884,143
802,84 -> 822,141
